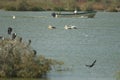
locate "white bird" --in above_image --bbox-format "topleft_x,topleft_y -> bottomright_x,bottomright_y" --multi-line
64,25 -> 72,30
48,25 -> 56,29
12,15 -> 16,19
64,25 -> 77,29
71,25 -> 77,29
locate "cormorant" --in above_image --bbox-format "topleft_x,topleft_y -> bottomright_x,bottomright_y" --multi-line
8,27 -> 12,35
33,50 -> 37,56
85,60 -> 96,68
12,33 -> 17,40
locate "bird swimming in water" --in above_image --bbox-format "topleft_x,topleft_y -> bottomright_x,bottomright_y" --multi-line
8,27 -> 13,35
48,25 -> 56,29
85,60 -> 96,68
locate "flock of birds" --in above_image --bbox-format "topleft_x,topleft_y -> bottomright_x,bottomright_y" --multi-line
0,27 -> 31,46
0,27 -> 17,40
1,15 -> 97,68
12,15 -> 77,30
0,27 -> 37,56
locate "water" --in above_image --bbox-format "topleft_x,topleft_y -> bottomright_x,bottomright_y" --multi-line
0,11 -> 120,80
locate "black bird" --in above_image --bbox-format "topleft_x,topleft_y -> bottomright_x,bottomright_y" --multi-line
33,50 -> 37,56
85,60 -> 96,68
8,27 -> 13,35
0,36 -> 4,40
28,40 -> 31,46
0,36 -> 2,39
12,33 -> 17,40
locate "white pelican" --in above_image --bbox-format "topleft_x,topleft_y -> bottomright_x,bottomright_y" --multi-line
48,25 -> 56,29
64,25 -> 72,30
71,25 -> 77,29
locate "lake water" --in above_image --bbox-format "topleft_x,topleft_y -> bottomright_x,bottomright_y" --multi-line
0,11 -> 120,80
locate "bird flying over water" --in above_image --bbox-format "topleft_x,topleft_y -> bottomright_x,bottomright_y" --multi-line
85,60 -> 96,68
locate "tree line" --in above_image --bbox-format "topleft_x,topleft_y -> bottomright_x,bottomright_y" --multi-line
0,0 -> 120,11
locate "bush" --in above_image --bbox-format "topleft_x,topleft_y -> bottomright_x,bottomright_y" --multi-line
28,6 -> 44,11
53,7 -> 65,11
5,6 -> 16,11
16,0 -> 29,11
0,35 -> 63,78
80,2 -> 94,11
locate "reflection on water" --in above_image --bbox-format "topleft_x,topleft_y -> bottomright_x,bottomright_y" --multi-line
0,11 -> 120,80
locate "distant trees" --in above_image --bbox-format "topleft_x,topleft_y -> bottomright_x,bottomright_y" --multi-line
16,0 -> 28,11
0,0 -> 120,11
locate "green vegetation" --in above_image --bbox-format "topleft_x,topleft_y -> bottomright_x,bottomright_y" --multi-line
0,0 -> 120,12
116,72 -> 120,80
0,35 -> 63,78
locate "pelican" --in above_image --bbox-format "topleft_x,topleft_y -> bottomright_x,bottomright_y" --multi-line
85,60 -> 96,68
64,25 -> 72,30
71,25 -> 77,29
48,25 -> 56,29
12,15 -> 16,19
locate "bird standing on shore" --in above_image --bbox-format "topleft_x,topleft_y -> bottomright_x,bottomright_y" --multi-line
12,33 -> 17,40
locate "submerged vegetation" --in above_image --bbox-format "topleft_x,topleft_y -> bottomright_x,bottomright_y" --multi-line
0,0 -> 120,12
0,28 -> 63,78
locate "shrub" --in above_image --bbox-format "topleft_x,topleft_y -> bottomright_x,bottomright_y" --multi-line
28,6 -> 44,11
53,7 -> 65,11
16,0 -> 29,11
5,6 -> 16,11
80,2 -> 94,11
0,36 -> 63,78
